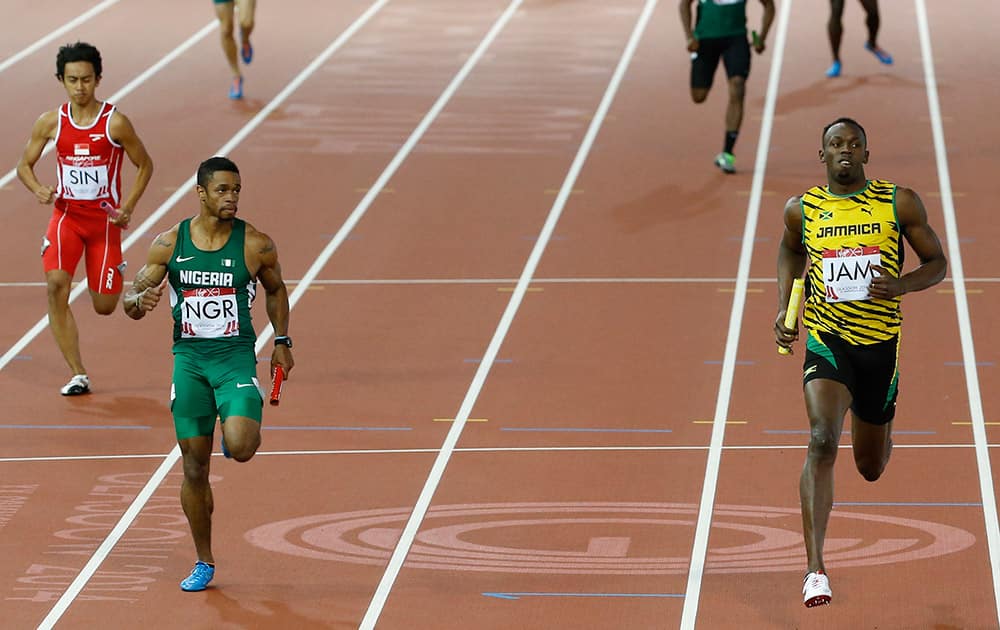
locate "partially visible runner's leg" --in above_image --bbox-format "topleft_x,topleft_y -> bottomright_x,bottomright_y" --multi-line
236,0 -> 256,64
179,436 -> 215,591
214,0 -> 243,98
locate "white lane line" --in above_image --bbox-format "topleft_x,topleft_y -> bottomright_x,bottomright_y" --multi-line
678,0 -> 792,626
287,277 -> 779,285
0,20 -> 218,193
5,276 -> 1000,288
915,0 -> 1000,623
4,276 -> 1000,288
0,0 -> 122,75
1,442 -> 990,464
32,3 -> 392,628
358,1 -> 659,627
261,0 -> 519,334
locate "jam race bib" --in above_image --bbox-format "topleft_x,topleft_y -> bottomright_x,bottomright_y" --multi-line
179,287 -> 240,338
821,246 -> 881,303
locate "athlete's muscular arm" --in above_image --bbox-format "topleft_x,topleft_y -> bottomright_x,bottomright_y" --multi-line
680,0 -> 698,51
124,228 -> 176,320
248,227 -> 294,377
109,111 -> 154,229
776,195 -> 808,351
869,187 -> 947,299
15,111 -> 58,204
756,0 -> 776,52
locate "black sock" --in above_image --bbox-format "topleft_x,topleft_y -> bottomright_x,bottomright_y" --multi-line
724,130 -> 738,155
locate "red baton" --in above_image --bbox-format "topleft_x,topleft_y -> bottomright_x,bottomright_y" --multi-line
269,365 -> 285,406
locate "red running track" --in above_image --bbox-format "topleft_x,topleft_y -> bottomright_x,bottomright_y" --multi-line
0,0 -> 998,628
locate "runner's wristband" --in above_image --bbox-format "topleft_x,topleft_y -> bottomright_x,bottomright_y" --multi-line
274,336 -> 293,348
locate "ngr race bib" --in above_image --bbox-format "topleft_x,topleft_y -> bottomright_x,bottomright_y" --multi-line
180,287 -> 240,338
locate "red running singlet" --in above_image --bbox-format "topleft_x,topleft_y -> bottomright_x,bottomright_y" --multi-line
53,101 -> 124,217
42,101 -> 126,293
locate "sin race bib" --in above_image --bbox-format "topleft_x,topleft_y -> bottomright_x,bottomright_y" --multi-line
60,163 -> 110,200
179,287 -> 240,338
821,246 -> 881,303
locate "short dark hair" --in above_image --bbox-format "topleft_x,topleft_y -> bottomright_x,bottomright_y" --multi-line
822,117 -> 867,145
197,156 -> 240,188
56,42 -> 102,80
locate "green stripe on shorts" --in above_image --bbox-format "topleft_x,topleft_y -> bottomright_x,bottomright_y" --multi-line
807,331 -> 838,369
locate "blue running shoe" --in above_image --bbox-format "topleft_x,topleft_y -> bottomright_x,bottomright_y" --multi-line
220,432 -> 232,459
241,39 -> 253,64
180,561 -> 215,592
865,42 -> 893,65
826,60 -> 842,78
229,76 -> 243,100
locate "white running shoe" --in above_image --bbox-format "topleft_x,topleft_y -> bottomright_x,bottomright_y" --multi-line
802,571 -> 832,607
60,374 -> 91,396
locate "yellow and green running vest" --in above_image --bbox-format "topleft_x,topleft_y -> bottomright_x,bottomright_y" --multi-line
800,179 -> 902,345
168,218 -> 257,353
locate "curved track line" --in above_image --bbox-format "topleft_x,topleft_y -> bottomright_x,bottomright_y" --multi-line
358,1 -> 658,627
31,2 -> 393,627
914,0 -> 1000,621
0,0 -> 123,75
678,0 -> 792,626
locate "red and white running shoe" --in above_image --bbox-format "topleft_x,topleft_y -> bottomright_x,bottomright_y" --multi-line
803,571 -> 832,607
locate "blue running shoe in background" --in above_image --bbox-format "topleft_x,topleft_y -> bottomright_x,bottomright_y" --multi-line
826,60 -> 842,78
180,561 -> 215,592
241,39 -> 253,64
229,76 -> 243,100
865,42 -> 893,65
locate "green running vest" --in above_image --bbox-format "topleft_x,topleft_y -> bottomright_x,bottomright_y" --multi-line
168,218 -> 257,353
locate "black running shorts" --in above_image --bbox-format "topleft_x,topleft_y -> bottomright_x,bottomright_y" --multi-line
802,330 -> 900,425
690,34 -> 751,90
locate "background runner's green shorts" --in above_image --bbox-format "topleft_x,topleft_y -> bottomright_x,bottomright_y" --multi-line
171,345 -> 263,440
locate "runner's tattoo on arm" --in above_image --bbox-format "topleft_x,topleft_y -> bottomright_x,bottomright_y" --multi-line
131,267 -> 159,293
125,232 -> 171,320
125,280 -> 148,320
125,267 -> 157,320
